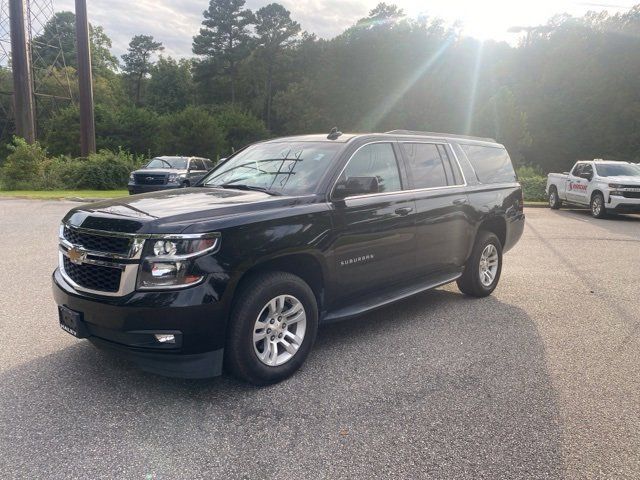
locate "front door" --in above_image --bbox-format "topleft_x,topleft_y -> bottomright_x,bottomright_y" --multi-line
329,142 -> 417,304
566,163 -> 590,204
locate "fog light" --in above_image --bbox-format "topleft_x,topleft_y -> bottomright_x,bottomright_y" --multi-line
154,334 -> 175,344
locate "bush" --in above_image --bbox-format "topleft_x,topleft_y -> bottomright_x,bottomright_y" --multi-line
213,107 -> 269,155
45,105 -> 161,158
0,137 -> 48,190
519,175 -> 547,201
159,106 -> 225,160
64,149 -> 144,190
0,138 -> 144,191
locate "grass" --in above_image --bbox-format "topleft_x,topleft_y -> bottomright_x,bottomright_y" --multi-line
0,190 -> 128,200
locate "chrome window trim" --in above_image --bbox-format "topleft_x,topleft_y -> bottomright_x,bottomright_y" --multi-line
398,141 -> 468,188
331,140 -> 470,201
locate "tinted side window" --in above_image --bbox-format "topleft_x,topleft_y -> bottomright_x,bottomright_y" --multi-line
571,164 -> 583,176
401,143 -> 448,188
191,159 -> 205,170
204,160 -> 214,169
339,143 -> 402,194
461,145 -> 516,183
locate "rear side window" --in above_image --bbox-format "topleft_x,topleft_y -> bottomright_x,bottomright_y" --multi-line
191,159 -> 205,170
339,143 -> 402,193
461,145 -> 516,184
401,143 -> 448,188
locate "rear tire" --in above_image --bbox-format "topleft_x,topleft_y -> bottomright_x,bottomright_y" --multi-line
225,271 -> 318,385
548,187 -> 562,209
590,192 -> 607,218
457,231 -> 503,298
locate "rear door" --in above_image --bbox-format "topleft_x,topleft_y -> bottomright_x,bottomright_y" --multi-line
329,142 -> 417,302
400,141 -> 473,273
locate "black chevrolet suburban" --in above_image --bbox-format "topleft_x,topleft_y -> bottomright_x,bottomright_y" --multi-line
53,130 -> 525,385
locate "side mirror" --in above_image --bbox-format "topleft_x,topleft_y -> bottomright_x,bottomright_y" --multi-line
334,176 -> 379,199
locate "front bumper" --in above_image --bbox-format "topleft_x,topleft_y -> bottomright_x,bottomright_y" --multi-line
52,268 -> 229,378
127,183 -> 182,195
607,195 -> 640,213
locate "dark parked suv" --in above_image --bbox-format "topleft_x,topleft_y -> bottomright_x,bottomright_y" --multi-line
128,156 -> 214,194
53,130 -> 525,385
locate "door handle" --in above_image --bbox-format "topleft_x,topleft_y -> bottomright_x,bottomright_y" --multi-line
453,198 -> 469,205
394,207 -> 413,216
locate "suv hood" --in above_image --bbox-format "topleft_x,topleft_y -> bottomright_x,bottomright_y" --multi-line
64,187 -> 319,234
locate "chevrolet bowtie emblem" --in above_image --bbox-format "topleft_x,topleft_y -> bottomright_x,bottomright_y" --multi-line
67,247 -> 87,265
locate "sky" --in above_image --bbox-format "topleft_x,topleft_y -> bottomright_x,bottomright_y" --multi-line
53,0 -> 638,58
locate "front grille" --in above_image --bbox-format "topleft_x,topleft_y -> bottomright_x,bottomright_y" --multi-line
63,226 -> 131,255
134,173 -> 167,185
63,257 -> 122,292
622,191 -> 640,199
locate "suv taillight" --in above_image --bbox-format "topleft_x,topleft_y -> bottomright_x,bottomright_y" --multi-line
518,188 -> 524,212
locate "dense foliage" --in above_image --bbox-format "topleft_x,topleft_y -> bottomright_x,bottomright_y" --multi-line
0,138 -> 144,190
3,1 -> 640,189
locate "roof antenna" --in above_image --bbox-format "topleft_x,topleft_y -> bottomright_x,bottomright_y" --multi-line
327,127 -> 342,140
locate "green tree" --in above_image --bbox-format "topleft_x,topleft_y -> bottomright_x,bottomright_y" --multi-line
159,107 -> 225,159
147,57 -> 194,114
32,11 -> 118,74
214,107 -> 269,151
192,0 -> 255,105
254,3 -> 300,129
475,87 -> 533,166
121,35 -> 164,105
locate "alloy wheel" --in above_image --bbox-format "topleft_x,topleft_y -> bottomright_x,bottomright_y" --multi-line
479,244 -> 499,287
253,295 -> 307,367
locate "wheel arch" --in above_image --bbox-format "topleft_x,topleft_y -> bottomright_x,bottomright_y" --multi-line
231,252 -> 327,313
591,189 -> 604,201
477,215 -> 506,248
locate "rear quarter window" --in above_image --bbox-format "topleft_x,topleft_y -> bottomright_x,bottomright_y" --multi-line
461,145 -> 516,184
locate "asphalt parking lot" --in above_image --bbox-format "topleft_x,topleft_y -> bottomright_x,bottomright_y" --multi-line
1,199 -> 639,479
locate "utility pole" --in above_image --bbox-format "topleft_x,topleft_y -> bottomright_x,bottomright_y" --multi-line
9,0 -> 36,143
75,0 -> 95,155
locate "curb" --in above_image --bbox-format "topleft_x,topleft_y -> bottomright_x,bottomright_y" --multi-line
523,203 -> 548,208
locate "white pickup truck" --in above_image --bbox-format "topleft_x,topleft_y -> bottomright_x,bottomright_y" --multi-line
546,160 -> 640,218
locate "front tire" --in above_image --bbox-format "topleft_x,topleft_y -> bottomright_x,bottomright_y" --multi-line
457,231 -> 503,297
590,192 -> 607,218
549,187 -> 562,209
225,271 -> 318,385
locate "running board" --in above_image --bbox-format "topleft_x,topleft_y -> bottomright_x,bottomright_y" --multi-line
321,271 -> 462,323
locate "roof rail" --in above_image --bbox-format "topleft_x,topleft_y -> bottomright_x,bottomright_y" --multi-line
385,130 -> 497,143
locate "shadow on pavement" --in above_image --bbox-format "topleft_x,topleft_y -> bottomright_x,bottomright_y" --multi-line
0,289 -> 564,479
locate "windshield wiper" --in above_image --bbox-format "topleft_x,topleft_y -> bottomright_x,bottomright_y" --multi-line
209,184 -> 282,196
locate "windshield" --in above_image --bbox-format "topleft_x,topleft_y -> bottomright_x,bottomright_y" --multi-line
146,157 -> 188,169
594,163 -> 640,177
202,142 -> 342,195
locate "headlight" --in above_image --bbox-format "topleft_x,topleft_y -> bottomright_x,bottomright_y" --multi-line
168,173 -> 185,183
129,173 -> 135,181
137,234 -> 220,290
608,184 -> 623,189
